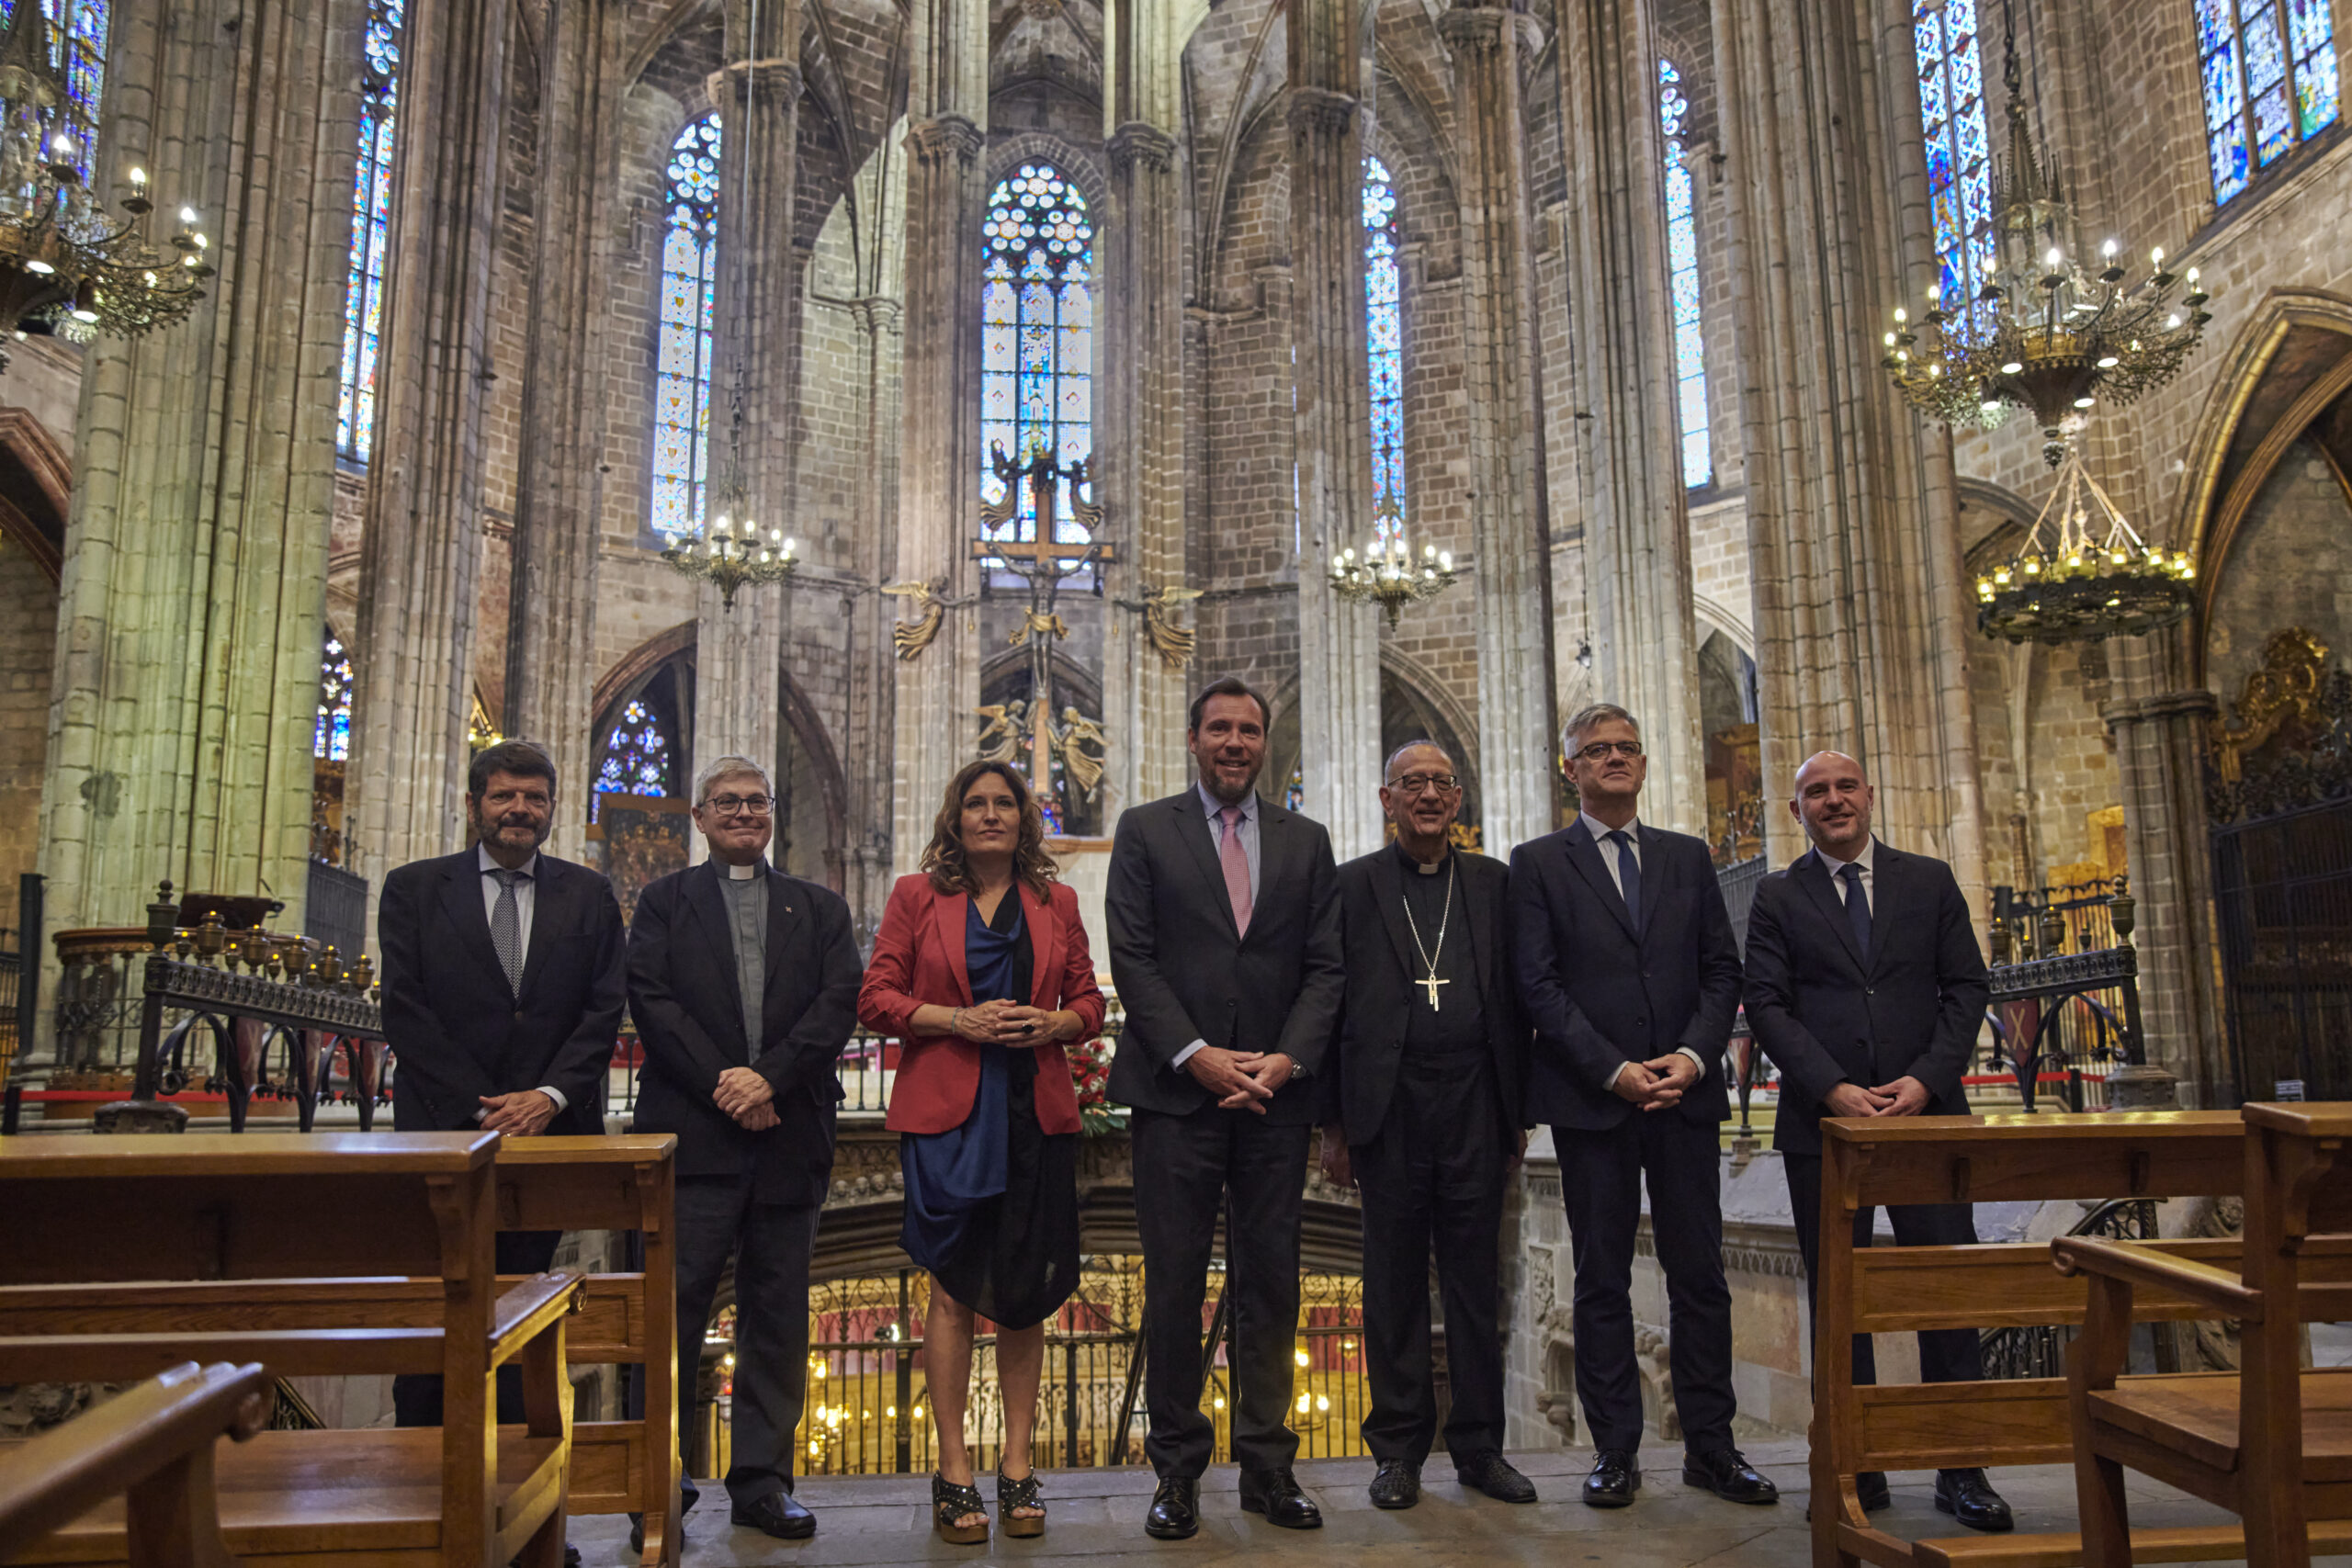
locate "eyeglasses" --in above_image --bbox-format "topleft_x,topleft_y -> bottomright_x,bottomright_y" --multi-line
1574,740 -> 1645,762
705,793 -> 774,817
1386,773 -> 1460,796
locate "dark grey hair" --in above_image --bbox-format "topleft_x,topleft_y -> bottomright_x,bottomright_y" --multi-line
695,755 -> 773,806
1560,703 -> 1640,758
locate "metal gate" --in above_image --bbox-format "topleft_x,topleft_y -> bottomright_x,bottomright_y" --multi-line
2212,797 -> 2352,1100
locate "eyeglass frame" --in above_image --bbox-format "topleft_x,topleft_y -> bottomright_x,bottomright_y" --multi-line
1572,740 -> 1645,762
1384,773 -> 1462,796
701,792 -> 775,817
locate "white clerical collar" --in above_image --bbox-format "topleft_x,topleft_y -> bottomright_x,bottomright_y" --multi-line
722,859 -> 764,881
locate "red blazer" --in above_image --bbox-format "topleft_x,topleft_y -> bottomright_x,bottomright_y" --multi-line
859,874 -> 1107,1135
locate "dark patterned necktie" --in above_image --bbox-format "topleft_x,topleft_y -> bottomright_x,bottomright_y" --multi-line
490,868 -> 528,996
1607,829 -> 1642,930
1838,862 -> 1872,960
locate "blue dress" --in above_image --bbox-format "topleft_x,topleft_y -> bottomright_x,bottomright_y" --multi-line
898,893 -> 1078,1329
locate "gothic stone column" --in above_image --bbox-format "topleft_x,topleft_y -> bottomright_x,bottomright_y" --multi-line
1712,0 -> 1984,887
693,15 -> 804,813
36,0 -> 361,1061
504,0 -> 620,853
890,1 -> 987,869
350,0 -> 516,909
2103,687 -> 2228,1106
1443,1 -> 1555,854
1288,1 -> 1383,858
1555,0 -> 1705,834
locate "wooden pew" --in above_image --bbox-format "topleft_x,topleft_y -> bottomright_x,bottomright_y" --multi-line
492,1135 -> 680,1568
0,1133 -> 582,1568
2057,1103 -> 2352,1568
0,1361 -> 273,1568
1805,1110 -> 2344,1568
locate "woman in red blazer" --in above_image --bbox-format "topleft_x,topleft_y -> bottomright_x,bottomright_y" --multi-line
857,759 -> 1104,1544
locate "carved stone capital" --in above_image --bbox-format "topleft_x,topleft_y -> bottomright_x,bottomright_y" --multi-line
2101,688 -> 2221,729
906,113 -> 985,169
1107,120 -> 1176,175
1285,86 -> 1359,140
847,295 -> 902,335
1437,5 -> 1511,53
707,56 -> 802,106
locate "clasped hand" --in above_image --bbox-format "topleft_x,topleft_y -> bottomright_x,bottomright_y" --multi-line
1823,1074 -> 1931,1118
1610,1053 -> 1702,1112
715,1066 -> 779,1131
951,998 -> 1064,1044
1186,1044 -> 1292,1114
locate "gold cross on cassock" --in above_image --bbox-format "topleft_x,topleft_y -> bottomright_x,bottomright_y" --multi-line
1419,974 -> 1449,1010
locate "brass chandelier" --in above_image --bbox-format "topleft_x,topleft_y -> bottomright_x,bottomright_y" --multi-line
1975,445 -> 2194,645
1881,29 -> 2210,468
1328,501 -> 1457,628
659,374 -> 798,612
0,0 -> 210,375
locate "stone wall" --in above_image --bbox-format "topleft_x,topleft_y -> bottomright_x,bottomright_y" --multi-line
2206,437 -> 2352,703
0,540 -> 58,901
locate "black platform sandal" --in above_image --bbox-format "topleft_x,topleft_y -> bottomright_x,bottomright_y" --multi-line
998,1466 -> 1045,1538
932,1472 -> 989,1544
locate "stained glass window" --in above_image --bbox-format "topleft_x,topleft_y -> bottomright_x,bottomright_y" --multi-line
651,115 -> 721,542
2199,0 -> 2338,205
1913,0 -> 1996,341
336,0 -> 401,462
1659,62 -> 1712,491
1363,156 -> 1407,543
0,1 -> 107,181
979,163 -> 1092,557
595,699 -> 675,798
313,630 -> 353,762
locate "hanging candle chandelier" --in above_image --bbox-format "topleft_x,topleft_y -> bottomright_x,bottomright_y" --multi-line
1328,501 -> 1457,628
1881,25 -> 2211,467
658,370 -> 797,611
0,0 -> 211,374
1975,444 -> 2194,644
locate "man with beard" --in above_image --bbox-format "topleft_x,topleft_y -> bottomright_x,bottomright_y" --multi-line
1104,675 -> 1345,1540
1318,741 -> 1533,1510
1743,749 -> 2009,1532
378,738 -> 627,1428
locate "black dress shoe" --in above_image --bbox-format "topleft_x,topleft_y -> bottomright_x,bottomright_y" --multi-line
1453,1450 -> 1537,1504
1805,1472 -> 1889,1521
1369,1459 -> 1420,1509
1681,1448 -> 1779,1505
1583,1449 -> 1640,1507
1145,1476 -> 1199,1540
730,1490 -> 817,1540
1238,1468 -> 1324,1529
1935,1469 -> 2014,1532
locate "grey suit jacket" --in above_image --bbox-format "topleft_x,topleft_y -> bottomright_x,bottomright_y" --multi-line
1103,787 -> 1344,1122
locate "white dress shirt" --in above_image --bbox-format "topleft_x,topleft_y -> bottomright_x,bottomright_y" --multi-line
1824,835 -> 1877,912
1172,782 -> 1267,1074
1578,812 -> 1708,1089
477,844 -> 566,1114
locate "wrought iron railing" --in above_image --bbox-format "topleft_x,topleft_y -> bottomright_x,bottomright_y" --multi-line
1979,876 -> 2150,1111
1980,1198 -> 2169,1378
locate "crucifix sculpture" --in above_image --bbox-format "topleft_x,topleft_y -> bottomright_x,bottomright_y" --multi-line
975,440 -> 1116,810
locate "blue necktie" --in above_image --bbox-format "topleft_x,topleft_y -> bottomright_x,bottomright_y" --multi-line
1838,862 -> 1872,962
1607,829 -> 1642,930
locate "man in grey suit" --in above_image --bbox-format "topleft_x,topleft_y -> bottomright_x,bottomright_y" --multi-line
1105,675 -> 1345,1540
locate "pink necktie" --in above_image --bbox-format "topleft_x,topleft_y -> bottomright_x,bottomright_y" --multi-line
1219,805 -> 1253,938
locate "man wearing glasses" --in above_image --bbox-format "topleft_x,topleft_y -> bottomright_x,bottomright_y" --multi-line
1509,705 -> 1770,1510
1317,742 -> 1534,1510
626,758 -> 863,1540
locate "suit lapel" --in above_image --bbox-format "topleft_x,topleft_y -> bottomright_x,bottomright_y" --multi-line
1368,849 -> 1422,990
1865,843 -> 1898,975
1795,849 -> 1868,974
1563,820 -> 1639,942
762,865 -> 803,1002
928,884 -> 975,1006
686,862 -> 747,1027
515,858 -> 562,1001
1172,791 -> 1241,943
1020,881 -> 1057,1005
1634,825 -> 1669,940
1460,852 -> 1498,1003
441,852 -> 513,997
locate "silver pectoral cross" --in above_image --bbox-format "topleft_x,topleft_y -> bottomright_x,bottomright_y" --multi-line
1419,974 -> 1449,1010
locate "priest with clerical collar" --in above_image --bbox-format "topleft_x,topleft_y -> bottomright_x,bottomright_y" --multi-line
1317,741 -> 1534,1512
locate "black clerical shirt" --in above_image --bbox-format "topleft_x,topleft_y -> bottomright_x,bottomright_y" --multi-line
1394,842 -> 1486,1061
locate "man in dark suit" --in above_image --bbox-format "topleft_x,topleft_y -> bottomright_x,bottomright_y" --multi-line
1317,741 -> 1534,1511
1743,749 -> 2009,1531
379,738 -> 627,1427
1105,675 -> 1345,1540
627,755 -> 862,1541
1509,704 -> 1773,1511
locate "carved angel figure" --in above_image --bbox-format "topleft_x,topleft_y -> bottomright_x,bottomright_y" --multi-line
973,699 -> 1029,765
1057,706 -> 1110,802
1139,583 -> 1203,669
880,579 -> 944,662
980,442 -> 1023,540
